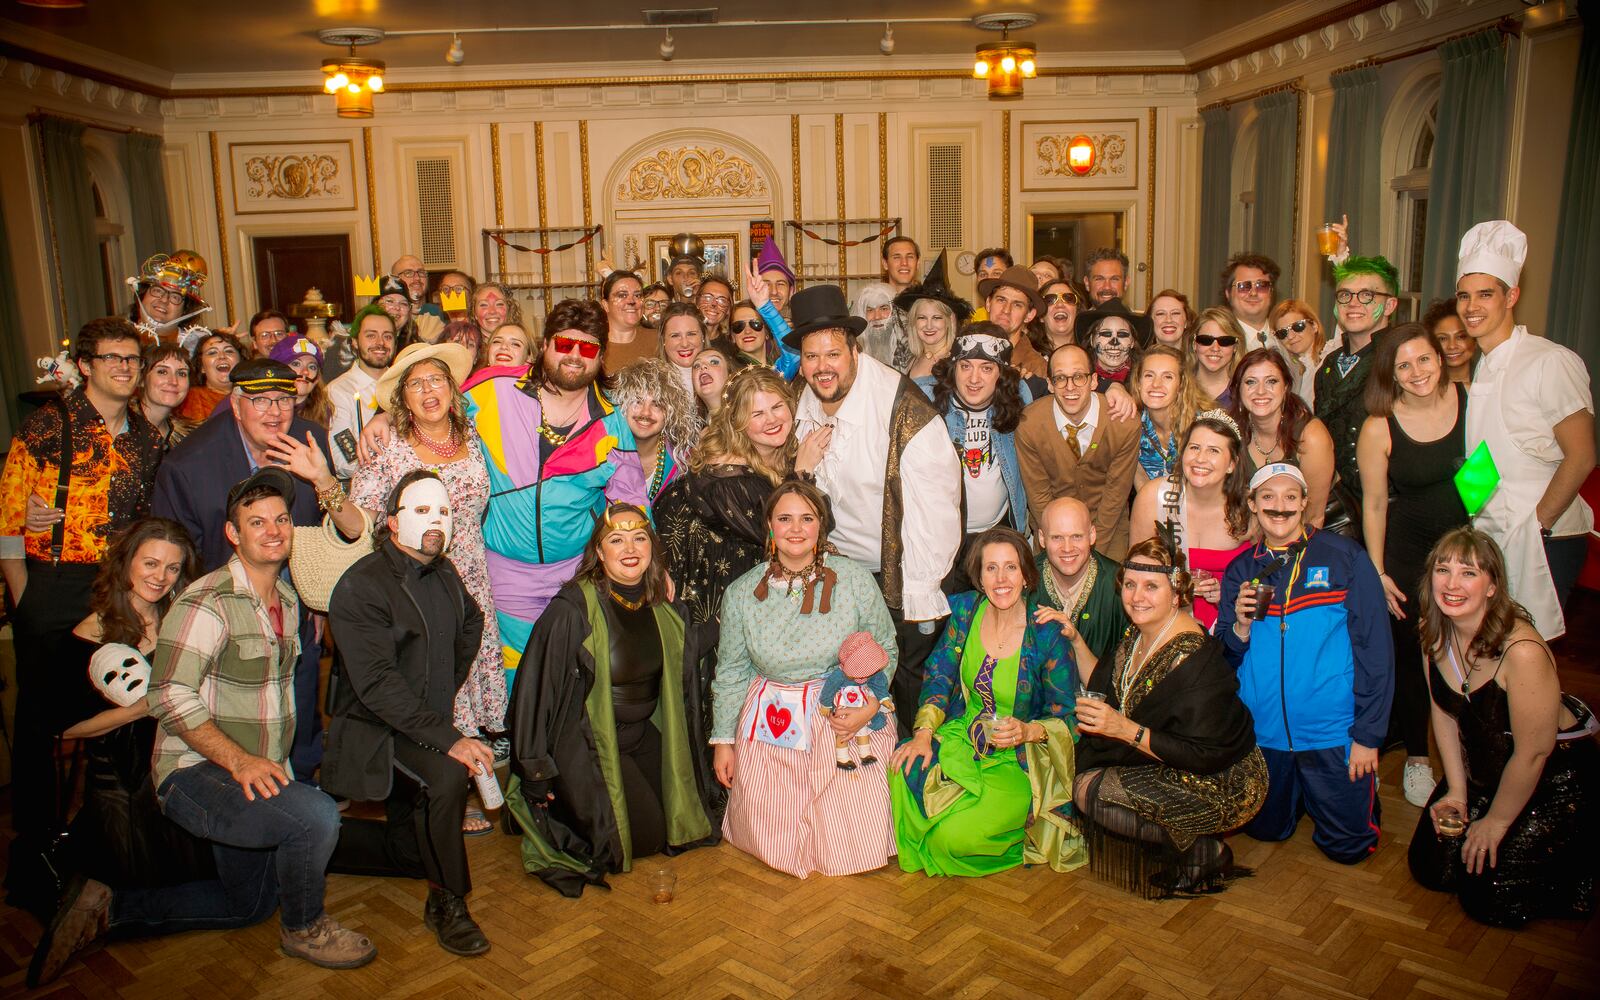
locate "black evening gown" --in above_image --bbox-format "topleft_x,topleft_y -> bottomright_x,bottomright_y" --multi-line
1409,655 -> 1599,927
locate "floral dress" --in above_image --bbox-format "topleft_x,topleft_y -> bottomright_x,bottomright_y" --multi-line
349,428 -> 508,734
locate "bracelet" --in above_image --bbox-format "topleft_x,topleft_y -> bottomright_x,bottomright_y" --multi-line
1232,620 -> 1252,641
1133,725 -> 1146,746
316,482 -> 347,513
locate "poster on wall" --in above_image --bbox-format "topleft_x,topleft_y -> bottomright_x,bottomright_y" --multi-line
228,140 -> 359,215
749,220 -> 775,258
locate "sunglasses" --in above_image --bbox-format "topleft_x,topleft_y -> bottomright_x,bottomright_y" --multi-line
729,319 -> 767,335
1194,334 -> 1239,348
1232,279 -> 1273,293
1043,292 -> 1078,306
551,335 -> 601,359
1273,320 -> 1312,340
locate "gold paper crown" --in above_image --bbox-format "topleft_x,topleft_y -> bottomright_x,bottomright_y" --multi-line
354,274 -> 381,297
603,504 -> 650,533
440,289 -> 468,312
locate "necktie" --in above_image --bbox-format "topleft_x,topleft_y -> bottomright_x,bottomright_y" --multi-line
1064,421 -> 1085,459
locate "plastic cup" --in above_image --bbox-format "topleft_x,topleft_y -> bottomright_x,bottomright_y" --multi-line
1317,224 -> 1341,256
1080,690 -> 1108,703
1435,807 -> 1466,839
651,866 -> 677,904
1252,584 -> 1276,621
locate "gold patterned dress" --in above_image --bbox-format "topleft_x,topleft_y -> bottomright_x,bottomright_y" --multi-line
1075,631 -> 1267,896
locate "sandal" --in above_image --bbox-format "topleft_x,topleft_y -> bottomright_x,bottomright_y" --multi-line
462,806 -> 494,837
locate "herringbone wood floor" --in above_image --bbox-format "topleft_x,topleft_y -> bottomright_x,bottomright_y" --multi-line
4,595 -> 1597,1000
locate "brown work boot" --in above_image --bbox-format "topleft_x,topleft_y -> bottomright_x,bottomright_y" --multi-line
279,913 -> 377,969
27,875 -> 112,988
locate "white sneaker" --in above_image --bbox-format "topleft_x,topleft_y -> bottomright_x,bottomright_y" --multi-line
1402,760 -> 1435,807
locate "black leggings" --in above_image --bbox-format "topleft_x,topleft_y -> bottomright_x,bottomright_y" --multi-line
616,720 -> 666,860
1388,613 -> 1432,757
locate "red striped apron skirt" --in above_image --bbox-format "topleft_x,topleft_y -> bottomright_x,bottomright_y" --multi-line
722,677 -> 898,878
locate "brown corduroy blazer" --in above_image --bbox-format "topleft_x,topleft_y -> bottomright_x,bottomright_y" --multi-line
1013,395 -> 1141,560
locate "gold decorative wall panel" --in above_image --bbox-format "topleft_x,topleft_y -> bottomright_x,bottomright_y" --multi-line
1019,119 -> 1140,191
616,146 -> 769,202
228,139 -> 357,214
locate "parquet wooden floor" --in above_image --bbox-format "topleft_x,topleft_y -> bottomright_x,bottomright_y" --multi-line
2,593 -> 1597,1000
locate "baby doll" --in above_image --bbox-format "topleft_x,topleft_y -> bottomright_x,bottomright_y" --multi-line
819,631 -> 891,770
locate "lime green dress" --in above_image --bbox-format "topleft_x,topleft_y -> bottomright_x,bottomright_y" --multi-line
890,603 -> 1035,877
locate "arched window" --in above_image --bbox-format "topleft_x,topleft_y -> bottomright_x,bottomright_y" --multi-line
1383,69 -> 1441,322
1231,113 -> 1260,252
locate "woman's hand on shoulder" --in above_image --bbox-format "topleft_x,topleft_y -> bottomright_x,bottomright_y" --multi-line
1033,605 -> 1080,644
891,729 -> 934,775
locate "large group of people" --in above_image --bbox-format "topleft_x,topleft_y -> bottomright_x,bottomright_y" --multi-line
3,215 -> 1595,988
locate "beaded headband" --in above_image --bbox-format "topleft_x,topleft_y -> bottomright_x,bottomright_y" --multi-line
1194,408 -> 1241,440
1121,559 -> 1181,577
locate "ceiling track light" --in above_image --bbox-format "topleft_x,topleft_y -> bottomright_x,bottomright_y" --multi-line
445,33 -> 465,66
880,24 -> 895,56
660,29 -> 675,60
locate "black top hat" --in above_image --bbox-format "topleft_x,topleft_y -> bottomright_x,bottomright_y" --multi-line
892,250 -> 973,324
781,285 -> 867,350
1074,296 -> 1155,346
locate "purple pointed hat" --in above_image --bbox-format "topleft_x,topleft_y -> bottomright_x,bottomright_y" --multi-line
755,240 -> 795,284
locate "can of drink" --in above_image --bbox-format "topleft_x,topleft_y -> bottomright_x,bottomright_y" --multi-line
1252,583 -> 1276,620
474,761 -> 504,809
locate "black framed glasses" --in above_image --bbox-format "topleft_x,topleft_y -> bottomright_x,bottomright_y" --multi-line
1048,372 -> 1094,388
90,353 -> 145,369
1335,288 -> 1391,305
1273,320 -> 1312,340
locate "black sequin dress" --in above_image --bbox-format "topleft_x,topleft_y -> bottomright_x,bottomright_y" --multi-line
1408,649 -> 1599,928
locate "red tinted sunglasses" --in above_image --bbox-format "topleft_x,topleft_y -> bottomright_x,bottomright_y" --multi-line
551,335 -> 601,359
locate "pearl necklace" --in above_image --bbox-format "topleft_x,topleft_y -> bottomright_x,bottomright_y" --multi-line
1118,610 -> 1180,707
413,424 -> 461,459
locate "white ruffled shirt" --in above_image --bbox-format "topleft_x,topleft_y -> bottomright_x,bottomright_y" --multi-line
796,354 -> 960,621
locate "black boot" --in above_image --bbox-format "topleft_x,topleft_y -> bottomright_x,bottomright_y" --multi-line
424,887 -> 490,956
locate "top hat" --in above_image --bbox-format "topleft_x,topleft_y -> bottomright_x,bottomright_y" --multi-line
781,285 -> 867,350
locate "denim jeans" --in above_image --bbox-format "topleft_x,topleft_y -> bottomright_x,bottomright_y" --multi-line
108,762 -> 341,935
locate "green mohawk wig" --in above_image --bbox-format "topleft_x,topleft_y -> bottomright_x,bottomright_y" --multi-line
1333,255 -> 1400,295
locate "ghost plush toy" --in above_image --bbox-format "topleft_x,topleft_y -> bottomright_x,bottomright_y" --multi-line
89,643 -> 152,708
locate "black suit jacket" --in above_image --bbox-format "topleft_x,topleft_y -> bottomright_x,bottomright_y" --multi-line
150,410 -> 331,573
321,541 -> 483,801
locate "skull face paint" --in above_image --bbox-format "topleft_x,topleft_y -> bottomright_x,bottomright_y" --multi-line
1093,318 -> 1134,371
395,476 -> 453,554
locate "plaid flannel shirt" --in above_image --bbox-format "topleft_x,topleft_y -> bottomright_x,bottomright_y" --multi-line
147,556 -> 300,788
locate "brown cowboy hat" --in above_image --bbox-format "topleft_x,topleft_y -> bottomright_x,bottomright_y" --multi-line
976,265 -> 1046,317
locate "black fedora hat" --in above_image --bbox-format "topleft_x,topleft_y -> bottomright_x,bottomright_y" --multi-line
781,285 -> 867,350
1074,296 -> 1155,346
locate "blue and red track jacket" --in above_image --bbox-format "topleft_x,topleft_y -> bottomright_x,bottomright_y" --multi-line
1217,527 -> 1393,754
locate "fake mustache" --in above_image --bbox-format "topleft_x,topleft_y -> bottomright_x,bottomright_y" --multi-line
1260,509 -> 1299,518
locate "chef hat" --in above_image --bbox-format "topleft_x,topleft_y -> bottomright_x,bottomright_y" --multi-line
1456,220 -> 1527,288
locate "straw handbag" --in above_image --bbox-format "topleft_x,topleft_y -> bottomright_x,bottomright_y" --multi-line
290,506 -> 374,612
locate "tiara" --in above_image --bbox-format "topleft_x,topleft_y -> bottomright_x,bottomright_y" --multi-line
720,362 -> 771,404
603,505 -> 650,532
1195,408 -> 1241,439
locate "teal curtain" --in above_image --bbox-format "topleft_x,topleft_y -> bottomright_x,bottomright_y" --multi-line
1321,67 -> 1381,324
33,116 -> 101,339
0,190 -> 29,440
1197,105 -> 1234,306
1421,30 -> 1508,305
1251,90 -> 1301,295
120,132 -> 172,262
1547,0 -> 1599,437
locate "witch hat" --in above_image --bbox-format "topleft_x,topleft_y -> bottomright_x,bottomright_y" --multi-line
755,240 -> 795,284
892,249 -> 972,323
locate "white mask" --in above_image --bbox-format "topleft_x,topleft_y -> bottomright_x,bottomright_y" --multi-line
395,477 -> 453,552
90,643 -> 152,708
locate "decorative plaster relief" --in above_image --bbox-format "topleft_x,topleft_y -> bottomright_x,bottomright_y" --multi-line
1021,119 -> 1139,191
228,139 -> 357,214
616,146 -> 769,201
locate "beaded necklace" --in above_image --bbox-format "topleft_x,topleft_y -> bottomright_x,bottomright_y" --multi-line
413,423 -> 461,459
1117,610 -> 1180,707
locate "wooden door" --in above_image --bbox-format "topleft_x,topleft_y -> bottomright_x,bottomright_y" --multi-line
252,234 -> 353,324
